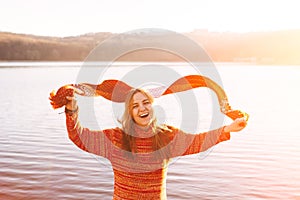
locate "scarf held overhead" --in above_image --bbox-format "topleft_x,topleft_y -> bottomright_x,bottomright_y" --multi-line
49,75 -> 249,125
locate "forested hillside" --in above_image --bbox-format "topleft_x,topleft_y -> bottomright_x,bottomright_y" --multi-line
1,30 -> 299,64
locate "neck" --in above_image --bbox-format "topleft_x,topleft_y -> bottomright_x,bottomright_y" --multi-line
133,123 -> 156,138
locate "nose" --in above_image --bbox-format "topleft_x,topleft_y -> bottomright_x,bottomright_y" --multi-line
139,103 -> 146,111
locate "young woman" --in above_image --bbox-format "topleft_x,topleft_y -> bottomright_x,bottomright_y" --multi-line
64,88 -> 247,200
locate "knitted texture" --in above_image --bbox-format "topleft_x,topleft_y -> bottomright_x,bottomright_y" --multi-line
66,112 -> 230,199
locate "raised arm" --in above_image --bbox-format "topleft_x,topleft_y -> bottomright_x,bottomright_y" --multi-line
169,117 -> 247,157
64,95 -> 114,158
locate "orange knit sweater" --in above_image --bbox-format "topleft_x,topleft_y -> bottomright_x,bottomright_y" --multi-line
66,111 -> 230,200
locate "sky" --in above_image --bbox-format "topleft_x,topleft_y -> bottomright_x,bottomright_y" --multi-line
1,0 -> 300,37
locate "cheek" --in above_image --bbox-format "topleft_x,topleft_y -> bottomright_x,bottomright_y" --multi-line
146,105 -> 153,117
147,104 -> 153,112
131,108 -> 138,119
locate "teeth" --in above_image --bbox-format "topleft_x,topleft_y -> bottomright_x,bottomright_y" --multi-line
140,113 -> 149,117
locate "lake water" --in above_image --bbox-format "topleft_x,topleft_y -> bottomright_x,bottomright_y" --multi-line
0,62 -> 299,200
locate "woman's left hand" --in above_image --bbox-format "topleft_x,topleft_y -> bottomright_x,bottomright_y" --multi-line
224,117 -> 248,132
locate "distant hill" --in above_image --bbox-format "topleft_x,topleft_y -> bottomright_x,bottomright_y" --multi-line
0,30 -> 299,65
187,30 -> 300,65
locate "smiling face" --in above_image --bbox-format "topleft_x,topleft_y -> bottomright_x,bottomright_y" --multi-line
130,92 -> 153,127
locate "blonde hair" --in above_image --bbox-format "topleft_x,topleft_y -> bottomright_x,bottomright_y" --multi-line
120,88 -> 171,158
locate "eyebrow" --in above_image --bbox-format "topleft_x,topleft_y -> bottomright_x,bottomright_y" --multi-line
132,98 -> 150,105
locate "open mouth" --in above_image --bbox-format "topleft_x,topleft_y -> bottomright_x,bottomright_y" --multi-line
139,113 -> 149,118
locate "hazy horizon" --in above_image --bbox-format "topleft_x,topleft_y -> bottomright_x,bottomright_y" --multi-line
2,28 -> 300,38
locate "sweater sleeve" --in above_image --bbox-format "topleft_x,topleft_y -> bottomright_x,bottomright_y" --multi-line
65,111 -> 114,158
169,126 -> 230,158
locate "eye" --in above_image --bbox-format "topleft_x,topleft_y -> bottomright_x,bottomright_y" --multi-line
132,104 -> 138,109
143,100 -> 150,105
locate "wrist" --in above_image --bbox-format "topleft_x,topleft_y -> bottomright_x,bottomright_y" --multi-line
65,106 -> 78,114
223,125 -> 230,133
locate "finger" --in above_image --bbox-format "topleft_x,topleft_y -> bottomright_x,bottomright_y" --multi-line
236,117 -> 246,123
74,88 -> 84,95
67,86 -> 84,95
237,118 -> 247,127
65,85 -> 84,95
66,96 -> 75,101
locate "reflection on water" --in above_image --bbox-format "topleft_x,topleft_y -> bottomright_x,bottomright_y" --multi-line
0,63 -> 299,199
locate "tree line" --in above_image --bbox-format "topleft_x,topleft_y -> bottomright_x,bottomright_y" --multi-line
0,30 -> 299,65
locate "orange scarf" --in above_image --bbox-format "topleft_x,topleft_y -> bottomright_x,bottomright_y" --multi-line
49,75 -> 248,124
